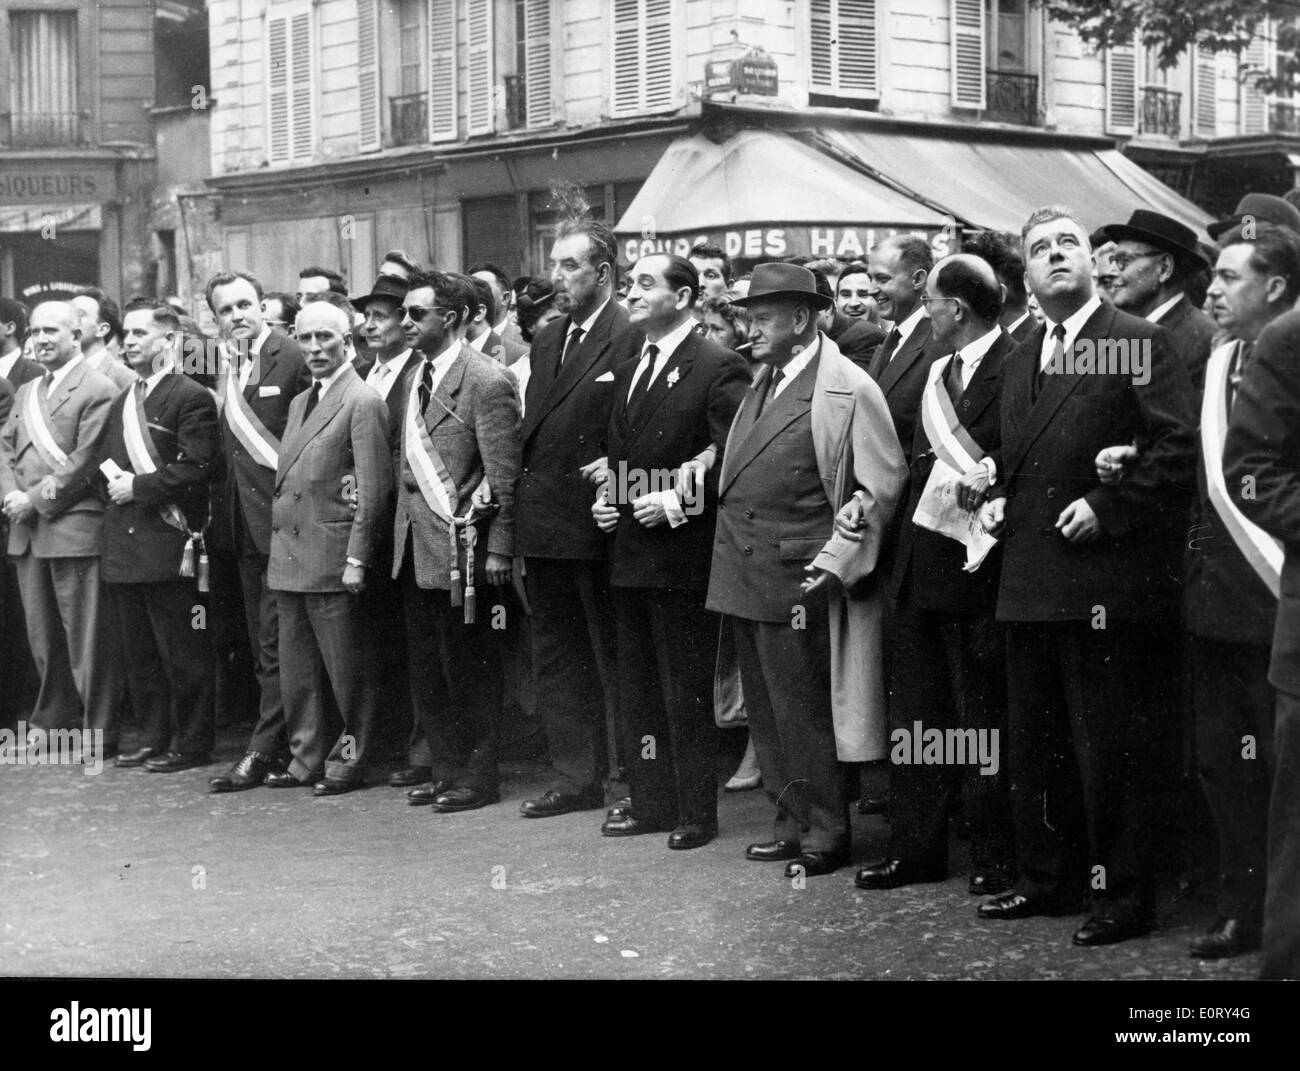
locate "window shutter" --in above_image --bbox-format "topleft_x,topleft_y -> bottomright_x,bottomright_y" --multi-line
267,15 -> 291,164
1194,45 -> 1217,137
289,10 -> 315,161
466,0 -> 494,135
611,0 -> 678,118
428,0 -> 457,142
524,0 -> 553,127
1241,29 -> 1268,135
1105,36 -> 1138,134
950,0 -> 987,109
357,0 -> 381,151
810,0 -> 879,99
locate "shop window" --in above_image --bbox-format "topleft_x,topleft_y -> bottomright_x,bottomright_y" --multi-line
6,10 -> 79,147
809,0 -> 878,103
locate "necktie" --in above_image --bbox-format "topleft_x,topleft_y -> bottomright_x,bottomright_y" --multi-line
418,358 -> 434,413
760,368 -> 785,415
134,378 -> 147,402
636,344 -> 660,401
945,352 -> 964,407
1228,340 -> 1254,413
370,361 -> 389,392
1035,324 -> 1066,401
303,381 -> 321,421
41,370 -> 54,399
561,326 -> 584,367
872,327 -> 901,378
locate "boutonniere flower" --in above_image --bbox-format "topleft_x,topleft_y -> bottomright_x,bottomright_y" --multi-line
666,368 -> 680,388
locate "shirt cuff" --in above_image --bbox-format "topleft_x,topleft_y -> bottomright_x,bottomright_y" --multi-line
981,456 -> 997,483
659,490 -> 687,528
345,557 -> 365,569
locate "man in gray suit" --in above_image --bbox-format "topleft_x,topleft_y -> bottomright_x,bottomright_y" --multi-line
394,271 -> 520,812
267,301 -> 391,795
0,301 -> 122,757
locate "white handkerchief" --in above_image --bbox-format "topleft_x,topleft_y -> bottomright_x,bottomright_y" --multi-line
258,385 -> 281,397
594,372 -> 615,383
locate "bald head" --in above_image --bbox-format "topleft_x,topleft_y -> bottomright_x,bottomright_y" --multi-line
926,253 -> 1005,350
28,301 -> 82,369
295,300 -> 352,380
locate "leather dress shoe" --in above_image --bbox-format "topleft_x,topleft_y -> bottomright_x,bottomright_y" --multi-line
784,850 -> 848,878
969,868 -> 1014,897
607,795 -> 633,818
115,747 -> 156,769
314,778 -> 364,797
209,752 -> 272,793
745,840 -> 801,862
429,786 -> 498,812
854,857 -> 946,890
601,812 -> 668,837
519,789 -> 603,819
264,770 -> 317,788
978,891 -> 1047,921
667,824 -> 716,850
857,792 -> 890,816
406,780 -> 453,806
144,751 -> 209,772
388,765 -> 432,788
1072,914 -> 1153,947
1189,917 -> 1261,959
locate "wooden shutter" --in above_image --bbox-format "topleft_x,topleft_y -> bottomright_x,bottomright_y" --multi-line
466,0 -> 494,135
289,10 -> 314,161
267,15 -> 290,163
950,0 -> 987,109
357,0 -> 382,151
267,6 -> 316,164
611,0 -> 678,118
523,0 -> 553,127
810,0 -> 879,99
428,0 -> 457,142
1194,45 -> 1217,137
1105,36 -> 1138,134
1241,28 -> 1268,135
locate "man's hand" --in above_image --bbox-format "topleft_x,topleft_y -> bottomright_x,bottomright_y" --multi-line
591,496 -> 620,533
834,496 -> 867,542
676,458 -> 707,502
1095,443 -> 1138,485
978,496 -> 1006,537
957,463 -> 992,512
106,472 -> 135,505
800,565 -> 842,598
1056,498 -> 1101,542
632,493 -> 668,528
485,552 -> 512,587
342,562 -> 366,594
579,456 -> 609,487
2,490 -> 35,524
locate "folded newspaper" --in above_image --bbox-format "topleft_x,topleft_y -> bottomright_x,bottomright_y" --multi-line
911,458 -> 998,572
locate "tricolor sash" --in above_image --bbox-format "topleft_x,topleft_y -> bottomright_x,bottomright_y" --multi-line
23,382 -> 72,471
919,355 -> 985,474
403,375 -> 459,524
219,359 -> 280,470
1202,341 -> 1281,598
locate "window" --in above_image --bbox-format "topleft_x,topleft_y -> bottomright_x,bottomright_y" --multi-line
514,0 -> 553,128
809,0 -> 879,101
7,10 -> 79,147
951,0 -> 986,108
1105,37 -> 1139,135
986,0 -> 1027,72
610,0 -> 679,118
428,0 -> 456,141
398,0 -> 426,96
266,5 -> 316,165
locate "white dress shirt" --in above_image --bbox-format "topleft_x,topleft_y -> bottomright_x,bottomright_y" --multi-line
1038,295 -> 1103,372
626,317 -> 694,402
952,325 -> 1003,390
1146,294 -> 1182,324
237,324 -> 273,389
561,299 -> 609,363
47,352 -> 85,394
770,335 -> 819,400
365,348 -> 414,401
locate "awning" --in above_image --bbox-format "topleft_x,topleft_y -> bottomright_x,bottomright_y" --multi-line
814,128 -> 1212,240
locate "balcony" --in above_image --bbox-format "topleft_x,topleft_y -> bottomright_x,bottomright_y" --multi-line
389,92 -> 427,147
1140,86 -> 1182,138
1,110 -> 81,148
985,70 -> 1039,126
1270,99 -> 1300,134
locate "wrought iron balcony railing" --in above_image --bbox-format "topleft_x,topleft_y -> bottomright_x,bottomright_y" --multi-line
985,70 -> 1039,126
389,92 -> 428,147
1,110 -> 81,147
1140,86 -> 1182,138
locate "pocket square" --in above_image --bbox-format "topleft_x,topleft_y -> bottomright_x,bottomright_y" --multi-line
594,372 -> 615,383
258,385 -> 281,397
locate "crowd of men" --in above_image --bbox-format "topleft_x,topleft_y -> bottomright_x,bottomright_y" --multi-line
2,192 -> 1300,981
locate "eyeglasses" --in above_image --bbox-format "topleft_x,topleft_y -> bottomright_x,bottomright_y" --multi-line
1110,250 -> 1164,272
920,295 -> 960,309
402,305 -> 454,322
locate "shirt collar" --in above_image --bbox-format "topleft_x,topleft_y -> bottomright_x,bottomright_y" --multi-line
955,325 -> 1003,371
140,359 -> 173,398
1006,310 -> 1031,334
1147,294 -> 1183,323
48,352 -> 85,393
423,336 -> 461,371
642,317 -> 695,364
251,324 -> 272,356
571,298 -> 610,338
1045,294 -> 1103,350
775,333 -> 821,385
467,329 -> 489,353
377,348 -> 414,375
894,304 -> 928,345
312,360 -> 351,400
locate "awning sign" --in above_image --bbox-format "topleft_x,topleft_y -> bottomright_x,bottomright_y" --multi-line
622,225 -> 955,264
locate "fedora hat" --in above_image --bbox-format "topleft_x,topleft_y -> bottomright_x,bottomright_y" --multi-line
1207,193 -> 1300,241
728,262 -> 833,310
1099,210 -> 1209,268
351,273 -> 409,312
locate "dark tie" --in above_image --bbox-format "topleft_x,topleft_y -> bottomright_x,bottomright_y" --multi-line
303,381 -> 321,421
41,370 -> 54,399
760,368 -> 785,415
636,344 -> 660,401
871,327 -> 901,378
945,352 -> 964,407
134,378 -> 147,401
418,358 -> 434,413
1228,340 -> 1254,413
561,326 -> 584,366
1034,324 -> 1066,401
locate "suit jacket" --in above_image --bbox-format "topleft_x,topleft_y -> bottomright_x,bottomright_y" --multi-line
478,329 -> 529,368
889,330 -> 1014,615
706,334 -> 906,759
1224,310 -> 1300,693
87,349 -> 135,393
267,364 -> 391,593
516,299 -> 642,559
834,316 -> 888,371
215,329 -> 312,557
991,303 -> 1196,622
1158,294 -> 1217,396
867,316 -> 945,463
392,345 -> 521,590
101,374 -> 223,584
0,360 -> 119,557
1,354 -> 43,387
1005,312 -> 1038,346
606,332 -> 749,590
0,376 -> 12,430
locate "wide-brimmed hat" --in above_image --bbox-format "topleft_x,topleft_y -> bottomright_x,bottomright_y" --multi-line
351,253 -> 417,311
1207,193 -> 1300,241
727,263 -> 834,310
1098,210 -> 1210,268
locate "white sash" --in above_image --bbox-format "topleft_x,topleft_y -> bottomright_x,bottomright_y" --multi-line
919,355 -> 984,474
23,382 -> 70,470
403,373 -> 458,523
220,360 -> 280,470
1202,341 -> 1282,598
121,385 -> 192,538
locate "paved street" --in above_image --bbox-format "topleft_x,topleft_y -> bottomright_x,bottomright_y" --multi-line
0,731 -> 1260,981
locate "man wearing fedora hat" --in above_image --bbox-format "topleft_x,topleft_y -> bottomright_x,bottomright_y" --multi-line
706,262 -> 906,878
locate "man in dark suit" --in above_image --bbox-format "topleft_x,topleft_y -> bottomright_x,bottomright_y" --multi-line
393,271 -> 520,812
101,300 -> 222,770
206,271 -> 313,792
854,254 -> 1015,894
1222,225 -> 1300,979
467,277 -> 529,367
1101,210 -> 1217,392
831,261 -> 888,363
267,300 -> 391,794
591,254 -> 749,848
865,236 -> 946,463
811,266 -> 885,369
976,205 -> 1196,946
515,220 -> 642,818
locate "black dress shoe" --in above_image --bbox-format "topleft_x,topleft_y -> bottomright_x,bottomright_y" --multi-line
429,787 -> 498,813
388,765 -> 432,788
969,868 -> 1014,896
667,825 -> 716,850
406,781 -> 453,806
264,770 -> 316,788
143,751 -> 209,772
978,891 -> 1046,920
314,778 -> 364,797
209,752 -> 272,793
784,850 -> 848,878
519,789 -> 603,819
745,840 -> 801,862
857,792 -> 890,816
115,747 -> 156,769
1189,917 -> 1261,959
854,857 -> 946,890
601,813 -> 669,837
607,795 -> 633,817
1072,914 -> 1153,947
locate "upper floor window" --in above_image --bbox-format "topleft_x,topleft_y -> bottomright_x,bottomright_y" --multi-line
6,10 -> 79,147
987,0 -> 1028,72
610,0 -> 680,118
266,4 -> 316,165
809,0 -> 879,102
